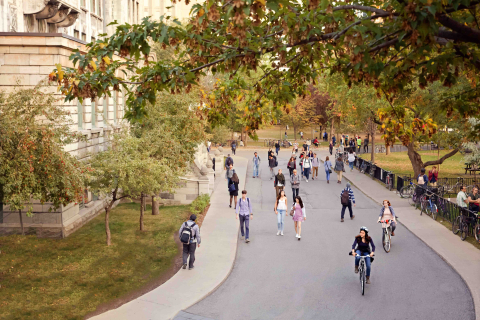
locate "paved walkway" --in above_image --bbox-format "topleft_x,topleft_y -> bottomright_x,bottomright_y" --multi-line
182,149 -> 474,320
91,154 -> 247,320
315,149 -> 480,318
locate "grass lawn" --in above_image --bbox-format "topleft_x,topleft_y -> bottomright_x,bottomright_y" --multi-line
0,203 -> 195,320
360,150 -> 469,178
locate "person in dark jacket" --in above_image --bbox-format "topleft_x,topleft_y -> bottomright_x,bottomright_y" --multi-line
229,172 -> 239,209
340,182 -> 356,222
231,141 -> 237,155
334,156 -> 345,183
274,169 -> 286,198
179,214 -> 201,270
352,226 -> 375,284
287,156 -> 296,178
269,155 -> 276,180
275,141 -> 281,156
225,154 -> 234,170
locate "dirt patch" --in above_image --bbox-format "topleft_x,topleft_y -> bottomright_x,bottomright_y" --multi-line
85,204 -> 211,319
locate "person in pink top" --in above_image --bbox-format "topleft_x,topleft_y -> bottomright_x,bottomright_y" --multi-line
377,200 -> 397,236
292,196 -> 306,240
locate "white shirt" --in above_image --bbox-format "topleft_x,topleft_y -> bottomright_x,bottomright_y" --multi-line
277,198 -> 287,210
348,153 -> 356,162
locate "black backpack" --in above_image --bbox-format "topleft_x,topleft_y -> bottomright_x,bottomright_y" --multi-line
341,189 -> 350,205
274,155 -> 278,167
180,222 -> 196,244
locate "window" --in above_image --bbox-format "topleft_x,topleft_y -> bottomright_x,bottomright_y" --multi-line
136,2 -> 139,23
74,30 -> 79,39
82,33 -> 86,41
91,36 -> 96,43
81,0 -> 85,7
91,99 -> 96,127
103,96 -> 108,125
91,0 -> 95,13
98,0 -> 101,16
113,91 -> 117,124
77,100 -> 83,129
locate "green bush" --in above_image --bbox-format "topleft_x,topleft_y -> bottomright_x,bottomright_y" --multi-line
190,194 -> 211,215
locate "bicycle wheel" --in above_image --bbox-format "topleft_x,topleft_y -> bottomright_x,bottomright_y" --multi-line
460,222 -> 468,241
360,266 -> 365,295
420,199 -> 426,215
430,204 -> 438,220
383,229 -> 391,253
452,216 -> 461,234
475,224 -> 480,244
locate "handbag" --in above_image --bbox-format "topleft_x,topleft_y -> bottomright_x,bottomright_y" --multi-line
289,206 -> 295,216
329,168 -> 333,174
228,183 -> 236,192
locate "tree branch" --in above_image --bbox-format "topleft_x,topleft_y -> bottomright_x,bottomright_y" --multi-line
436,14 -> 480,43
423,148 -> 459,167
333,13 -> 392,41
332,5 -> 390,15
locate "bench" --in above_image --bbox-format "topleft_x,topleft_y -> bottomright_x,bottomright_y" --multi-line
464,163 -> 480,175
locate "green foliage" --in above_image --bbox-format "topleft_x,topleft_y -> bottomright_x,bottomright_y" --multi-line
189,194 -> 210,215
0,85 -> 85,214
52,0 -> 480,133
207,125 -> 231,145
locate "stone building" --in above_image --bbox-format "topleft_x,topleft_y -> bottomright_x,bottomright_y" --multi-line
143,0 -> 199,22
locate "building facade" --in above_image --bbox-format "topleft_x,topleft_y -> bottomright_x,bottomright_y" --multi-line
143,0 -> 199,22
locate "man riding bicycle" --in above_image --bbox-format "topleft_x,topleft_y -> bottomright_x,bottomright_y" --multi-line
352,226 -> 375,284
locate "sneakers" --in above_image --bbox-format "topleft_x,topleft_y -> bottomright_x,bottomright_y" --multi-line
253,176 -> 255,178
327,180 -> 329,184
277,231 -> 280,236
355,266 -> 359,273
391,231 -> 395,236
189,266 -> 195,270
182,264 -> 187,269
306,179 -> 308,182
366,276 -> 371,284
341,219 -> 344,222
298,235 -> 301,241
295,234 -> 299,238
351,215 -> 355,220
241,236 -> 245,240
281,231 -> 284,236
246,239 -> 250,243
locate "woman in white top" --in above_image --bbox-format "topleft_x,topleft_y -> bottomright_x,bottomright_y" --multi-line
377,200 -> 397,236
347,150 -> 356,171
274,189 -> 288,236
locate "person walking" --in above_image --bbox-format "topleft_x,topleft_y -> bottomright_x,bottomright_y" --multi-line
329,139 -> 333,155
299,151 -> 305,179
302,154 -> 312,182
275,140 -> 281,156
207,141 -> 211,153
231,141 -> 237,155
293,140 -> 299,154
357,136 -> 362,153
268,148 -> 274,159
274,189 -> 288,236
287,156 -> 296,178
179,214 -> 201,270
225,154 -> 234,170
236,190 -> 253,243
285,131 -> 288,140
340,182 -> 356,222
307,149 -> 314,159
290,169 -> 300,204
268,155 -> 276,180
377,200 -> 397,236
325,132 -> 328,142
303,140 -> 308,152
293,196 -> 306,240
252,152 -> 261,178
363,136 -> 369,153
307,139 -> 311,151
311,153 -> 319,180
332,135 -> 336,146
352,226 -> 375,284
324,156 -> 332,184
274,169 -> 286,198
334,156 -> 345,183
228,171 -> 239,209
347,150 -> 356,171
300,131 -> 304,139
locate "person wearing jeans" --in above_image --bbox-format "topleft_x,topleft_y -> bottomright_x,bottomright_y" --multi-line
252,152 -> 261,178
348,150 -> 356,171
302,155 -> 312,182
291,169 -> 300,204
352,226 -> 375,284
179,214 -> 201,270
236,190 -> 253,243
274,189 -> 288,236
324,156 -> 332,183
268,155 -> 276,180
340,183 -> 356,222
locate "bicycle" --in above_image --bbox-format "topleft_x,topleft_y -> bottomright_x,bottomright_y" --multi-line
474,214 -> 480,244
384,170 -> 394,191
400,178 -> 415,198
349,252 -> 374,295
375,146 -> 386,153
360,160 -> 369,173
369,162 -> 377,179
379,219 -> 394,253
452,211 -> 471,241
420,189 -> 438,220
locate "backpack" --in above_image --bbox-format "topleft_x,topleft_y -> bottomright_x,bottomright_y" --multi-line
275,157 -> 278,167
180,222 -> 196,244
341,189 -> 350,205
226,157 -> 233,166
418,174 -> 425,185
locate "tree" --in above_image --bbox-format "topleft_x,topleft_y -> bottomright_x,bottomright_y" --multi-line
463,140 -> 480,183
0,85 -> 85,235
87,132 -> 176,245
52,0 -> 480,133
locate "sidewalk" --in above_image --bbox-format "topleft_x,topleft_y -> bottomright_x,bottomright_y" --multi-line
91,155 -> 248,320
318,149 -> 479,319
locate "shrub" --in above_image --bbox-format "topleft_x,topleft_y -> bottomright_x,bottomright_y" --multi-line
190,194 -> 211,215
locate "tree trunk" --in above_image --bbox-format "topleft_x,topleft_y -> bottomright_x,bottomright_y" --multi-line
294,126 -> 297,140
386,144 -> 391,155
152,195 -> 159,215
370,122 -> 375,163
19,209 -> 24,236
329,120 -> 334,141
140,193 -> 145,231
407,142 -> 424,177
311,126 -> 314,140
105,206 -> 112,246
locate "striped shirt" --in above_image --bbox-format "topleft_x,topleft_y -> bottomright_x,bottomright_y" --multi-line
340,187 -> 356,204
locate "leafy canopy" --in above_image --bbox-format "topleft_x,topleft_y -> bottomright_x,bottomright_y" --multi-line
52,0 -> 480,131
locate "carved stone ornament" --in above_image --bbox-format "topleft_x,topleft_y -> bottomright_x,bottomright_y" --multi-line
56,12 -> 78,27
36,3 -> 60,19
46,8 -> 69,23
9,3 -> 18,32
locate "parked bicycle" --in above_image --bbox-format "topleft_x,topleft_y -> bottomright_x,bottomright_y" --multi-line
375,146 -> 386,153
420,189 -> 438,220
349,252 -> 373,295
400,177 -> 415,198
453,211 -> 480,242
369,163 -> 377,179
360,160 -> 369,173
384,170 -> 394,191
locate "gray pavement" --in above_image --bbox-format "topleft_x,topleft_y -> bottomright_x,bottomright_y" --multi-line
181,149 -> 475,320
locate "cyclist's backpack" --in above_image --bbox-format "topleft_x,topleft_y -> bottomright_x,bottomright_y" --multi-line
418,174 -> 425,185
341,189 -> 350,205
180,222 -> 196,244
